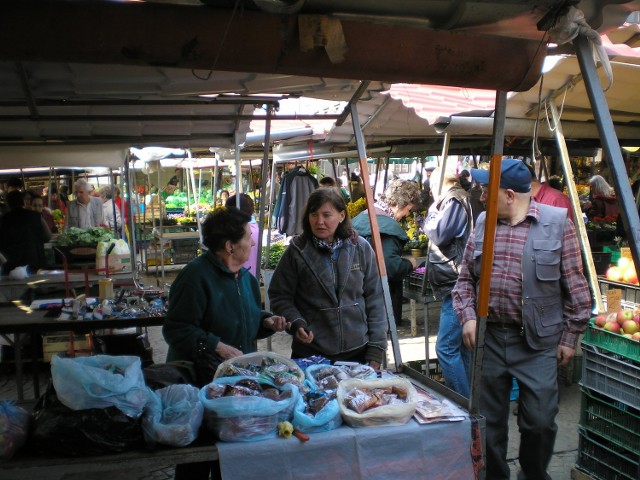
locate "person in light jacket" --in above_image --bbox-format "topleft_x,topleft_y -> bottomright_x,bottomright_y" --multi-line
65,178 -> 103,229
268,188 -> 388,369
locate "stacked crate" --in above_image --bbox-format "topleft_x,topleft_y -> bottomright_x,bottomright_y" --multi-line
172,237 -> 200,264
577,283 -> 640,479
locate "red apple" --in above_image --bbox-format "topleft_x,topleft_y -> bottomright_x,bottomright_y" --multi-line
633,313 -> 640,324
621,319 -> 639,335
594,314 -> 608,328
617,309 -> 634,326
632,332 -> 640,341
604,321 -> 621,334
606,266 -> 623,281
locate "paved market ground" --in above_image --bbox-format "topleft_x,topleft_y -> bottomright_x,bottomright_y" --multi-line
0,269 -> 582,480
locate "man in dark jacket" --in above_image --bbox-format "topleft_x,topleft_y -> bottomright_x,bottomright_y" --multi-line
424,168 -> 473,397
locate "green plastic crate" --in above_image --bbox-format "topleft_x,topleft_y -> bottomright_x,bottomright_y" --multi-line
577,426 -> 639,480
584,321 -> 640,364
580,388 -> 640,456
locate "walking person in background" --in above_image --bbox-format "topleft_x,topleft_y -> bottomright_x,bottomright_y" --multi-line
31,193 -> 58,233
226,193 -> 259,277
352,179 -> 421,327
453,159 -> 592,479
583,174 -> 619,220
98,185 -> 122,232
424,168 -> 474,397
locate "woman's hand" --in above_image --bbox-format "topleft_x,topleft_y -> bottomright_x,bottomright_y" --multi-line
294,327 -> 314,344
215,341 -> 243,360
263,315 -> 290,332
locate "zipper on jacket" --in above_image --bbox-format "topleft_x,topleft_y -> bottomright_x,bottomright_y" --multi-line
235,277 -> 248,352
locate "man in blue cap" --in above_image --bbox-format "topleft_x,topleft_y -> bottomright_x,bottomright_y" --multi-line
452,159 -> 592,480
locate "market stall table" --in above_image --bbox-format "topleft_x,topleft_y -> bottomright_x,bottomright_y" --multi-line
0,303 -> 165,401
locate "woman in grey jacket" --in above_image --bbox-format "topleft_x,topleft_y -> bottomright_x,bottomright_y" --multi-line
268,188 -> 388,369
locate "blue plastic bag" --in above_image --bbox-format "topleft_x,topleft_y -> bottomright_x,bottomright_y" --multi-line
199,376 -> 299,442
51,354 -> 150,418
0,401 -> 29,461
142,384 -> 203,447
292,393 -> 342,433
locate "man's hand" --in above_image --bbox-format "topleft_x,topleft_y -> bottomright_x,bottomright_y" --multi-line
462,320 -> 477,350
557,345 -> 575,367
263,315 -> 289,332
368,360 -> 381,371
294,327 -> 314,344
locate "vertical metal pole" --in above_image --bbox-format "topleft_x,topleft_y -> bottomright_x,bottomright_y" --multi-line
257,106 -> 272,274
574,34 -> 640,279
350,103 -> 402,369
440,133 -> 450,167
548,99 -> 604,313
235,132 -> 242,195
469,91 -> 507,416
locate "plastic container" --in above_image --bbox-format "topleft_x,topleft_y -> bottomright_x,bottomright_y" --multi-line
576,426 -> 638,480
583,322 -> 640,363
580,387 -> 640,456
580,342 -> 640,410
98,278 -> 114,301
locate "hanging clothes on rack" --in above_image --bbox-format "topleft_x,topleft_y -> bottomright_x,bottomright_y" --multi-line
274,166 -> 318,236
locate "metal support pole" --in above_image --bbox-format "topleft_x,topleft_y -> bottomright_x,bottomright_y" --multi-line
350,103 -> 402,369
574,34 -> 640,280
235,132 -> 242,195
257,106 -> 272,274
548,99 -> 604,313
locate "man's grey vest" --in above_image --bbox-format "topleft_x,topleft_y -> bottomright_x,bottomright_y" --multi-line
473,203 -> 568,350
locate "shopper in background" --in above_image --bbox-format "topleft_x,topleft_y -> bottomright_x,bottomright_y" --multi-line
526,163 -> 572,214
424,168 -> 474,397
269,188 -> 387,369
319,176 -> 337,188
583,174 -> 619,220
349,172 -> 365,203
31,193 -> 57,233
65,178 -> 103,229
226,193 -> 259,277
453,159 -> 591,479
0,190 -> 52,274
164,206 -> 287,480
352,179 -> 421,327
98,185 -> 122,231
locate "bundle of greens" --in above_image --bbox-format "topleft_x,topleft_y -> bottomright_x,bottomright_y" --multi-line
54,227 -> 116,247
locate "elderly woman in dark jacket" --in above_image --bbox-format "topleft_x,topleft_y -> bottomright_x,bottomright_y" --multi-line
164,206 -> 288,480
268,188 -> 387,369
351,179 -> 421,326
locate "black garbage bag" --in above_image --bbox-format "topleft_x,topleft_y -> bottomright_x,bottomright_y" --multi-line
143,361 -> 197,390
30,382 -> 144,456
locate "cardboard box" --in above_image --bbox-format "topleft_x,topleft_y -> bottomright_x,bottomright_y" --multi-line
96,253 -> 133,275
42,333 -> 91,362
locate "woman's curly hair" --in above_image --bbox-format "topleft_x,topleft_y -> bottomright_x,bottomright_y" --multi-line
201,206 -> 250,252
380,179 -> 422,209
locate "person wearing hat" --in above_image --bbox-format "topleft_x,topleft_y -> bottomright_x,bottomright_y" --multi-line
452,159 -> 591,480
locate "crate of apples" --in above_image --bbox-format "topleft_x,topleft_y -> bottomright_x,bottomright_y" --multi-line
593,309 -> 640,340
605,257 -> 639,285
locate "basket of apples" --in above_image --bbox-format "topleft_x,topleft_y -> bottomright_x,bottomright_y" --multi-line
587,308 -> 640,363
604,257 -> 639,285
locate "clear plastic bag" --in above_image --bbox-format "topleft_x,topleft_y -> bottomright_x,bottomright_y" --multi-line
142,384 -> 203,447
51,354 -> 151,418
0,401 -> 29,461
292,393 -> 342,433
214,352 -> 305,388
200,376 -> 299,442
305,363 -> 377,391
337,377 -> 419,427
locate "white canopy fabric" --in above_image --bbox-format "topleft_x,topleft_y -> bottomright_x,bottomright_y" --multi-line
0,144 -> 128,169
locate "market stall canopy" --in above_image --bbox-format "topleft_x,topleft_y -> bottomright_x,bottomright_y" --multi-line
0,0 -> 637,158
0,144 -> 128,169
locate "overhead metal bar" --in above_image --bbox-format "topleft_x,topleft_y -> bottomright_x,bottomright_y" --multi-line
350,102 -> 402,370
0,114 -> 342,122
335,81 -> 371,127
0,98 -> 285,108
575,34 -> 640,281
14,62 -> 38,118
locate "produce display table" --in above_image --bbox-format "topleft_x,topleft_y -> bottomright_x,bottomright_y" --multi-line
0,304 -> 164,401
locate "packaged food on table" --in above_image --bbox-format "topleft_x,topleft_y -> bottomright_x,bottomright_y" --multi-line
214,352 -> 305,388
292,390 -> 342,433
305,363 -> 377,393
337,377 -> 418,427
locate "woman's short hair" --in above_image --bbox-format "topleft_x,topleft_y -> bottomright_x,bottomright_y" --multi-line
380,179 -> 422,209
98,185 -> 113,200
301,188 -> 353,240
202,206 -> 250,252
225,193 -> 254,216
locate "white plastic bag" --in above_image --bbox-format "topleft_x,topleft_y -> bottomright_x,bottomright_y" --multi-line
337,377 -> 419,427
51,354 -> 150,418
